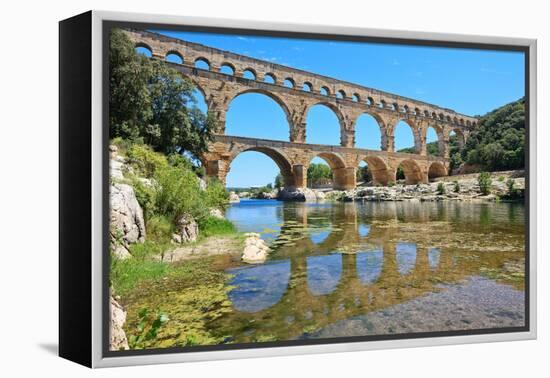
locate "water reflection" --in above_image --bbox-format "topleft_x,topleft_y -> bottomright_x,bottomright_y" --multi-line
215,200 -> 526,343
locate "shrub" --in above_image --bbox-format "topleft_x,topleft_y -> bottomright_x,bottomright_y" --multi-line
478,172 -> 492,195
498,175 -> 505,182
506,178 -> 520,199
146,215 -> 174,243
154,164 -> 204,221
129,175 -> 157,219
388,181 -> 395,187
203,178 -> 230,211
436,182 -> 446,195
453,180 -> 460,193
199,216 -> 236,237
127,144 -> 168,178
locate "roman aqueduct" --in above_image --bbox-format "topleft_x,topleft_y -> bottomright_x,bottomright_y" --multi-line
124,29 -> 479,189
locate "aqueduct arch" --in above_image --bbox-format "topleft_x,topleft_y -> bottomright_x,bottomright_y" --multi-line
124,29 -> 481,188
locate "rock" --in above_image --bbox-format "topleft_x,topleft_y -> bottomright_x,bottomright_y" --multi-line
242,234 -> 270,264
209,208 -> 224,219
315,190 -> 326,201
176,214 -> 198,243
171,233 -> 182,244
277,187 -> 316,202
198,178 -> 207,191
110,159 -> 124,180
254,190 -> 278,199
112,243 -> 132,259
109,144 -> 118,157
238,191 -> 250,198
229,191 -> 240,203
110,183 -> 146,246
110,296 -> 129,351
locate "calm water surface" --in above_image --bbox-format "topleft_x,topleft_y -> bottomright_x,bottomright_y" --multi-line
212,199 -> 525,342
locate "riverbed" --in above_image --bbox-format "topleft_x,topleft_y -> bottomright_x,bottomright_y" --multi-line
126,199 -> 526,347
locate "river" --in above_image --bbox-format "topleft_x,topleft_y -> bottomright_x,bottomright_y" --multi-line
212,199 -> 526,343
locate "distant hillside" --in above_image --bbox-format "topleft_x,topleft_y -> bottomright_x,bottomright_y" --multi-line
460,98 -> 525,171
397,98 -> 525,172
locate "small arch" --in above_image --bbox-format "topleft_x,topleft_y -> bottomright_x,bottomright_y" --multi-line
439,113 -> 445,121
194,57 -> 210,70
283,78 -> 295,88
450,128 -> 465,148
352,93 -> 360,102
320,86 -> 330,96
391,102 -> 398,111
424,110 -> 430,117
219,63 -> 235,75
466,120 -> 472,127
432,112 -> 437,119
242,68 -> 257,80
367,97 -> 375,106
446,115 -> 452,122
428,161 -> 447,180
336,90 -> 346,99
165,51 -> 183,64
396,159 -> 424,185
460,118 -> 465,125
263,73 -> 276,84
135,43 -> 152,57
379,99 -> 387,109
302,82 -> 313,92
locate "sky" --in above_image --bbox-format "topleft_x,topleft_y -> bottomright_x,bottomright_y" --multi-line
146,29 -> 525,188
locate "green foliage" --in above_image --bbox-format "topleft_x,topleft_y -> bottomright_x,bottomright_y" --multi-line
146,215 -> 174,243
453,180 -> 460,193
478,172 -> 492,195
202,178 -> 230,211
396,166 -> 405,180
126,143 -> 168,178
128,175 -> 157,220
436,182 -> 446,195
274,173 -> 283,188
356,165 -> 371,183
154,164 -> 204,221
498,176 -> 505,182
462,98 -> 525,171
127,308 -> 170,349
450,152 -> 463,172
109,29 -> 213,156
199,216 -> 236,237
307,163 -> 332,187
388,181 -> 395,187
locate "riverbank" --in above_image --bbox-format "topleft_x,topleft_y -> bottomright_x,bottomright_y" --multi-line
236,170 -> 525,203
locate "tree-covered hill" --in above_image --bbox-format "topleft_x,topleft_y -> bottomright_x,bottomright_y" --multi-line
397,98 -> 525,172
460,98 -> 525,171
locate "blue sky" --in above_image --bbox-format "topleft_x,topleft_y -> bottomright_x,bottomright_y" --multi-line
148,29 -> 525,188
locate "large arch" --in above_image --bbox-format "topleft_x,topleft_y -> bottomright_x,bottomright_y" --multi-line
354,112 -> 384,150
393,120 -> 419,153
396,159 -> 424,185
225,90 -> 291,141
359,156 -> 392,186
305,102 -> 345,146
428,161 -> 447,180
307,152 -> 350,190
227,147 -> 295,189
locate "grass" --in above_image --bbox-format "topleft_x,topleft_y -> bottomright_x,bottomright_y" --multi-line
199,216 -> 237,238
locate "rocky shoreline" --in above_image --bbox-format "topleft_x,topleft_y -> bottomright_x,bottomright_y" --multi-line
234,171 -> 524,203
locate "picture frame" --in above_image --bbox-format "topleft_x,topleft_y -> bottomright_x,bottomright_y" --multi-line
59,10 -> 537,368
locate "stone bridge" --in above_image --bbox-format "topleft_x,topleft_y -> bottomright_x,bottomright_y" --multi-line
124,29 -> 479,188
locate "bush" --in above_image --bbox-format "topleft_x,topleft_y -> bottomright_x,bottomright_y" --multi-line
506,178 -> 520,199
203,178 -> 230,211
436,182 -> 446,195
146,215 -> 174,243
453,181 -> 460,193
198,216 -> 236,237
478,172 -> 492,195
127,144 -> 168,178
498,176 -> 505,182
129,175 -> 157,219
154,164 -> 204,221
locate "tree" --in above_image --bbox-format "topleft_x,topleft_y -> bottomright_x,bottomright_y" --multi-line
274,173 -> 283,188
307,163 -> 332,187
109,29 -> 214,156
478,172 -> 492,195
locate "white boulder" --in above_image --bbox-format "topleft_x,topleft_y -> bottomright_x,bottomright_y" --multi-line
110,183 -> 146,246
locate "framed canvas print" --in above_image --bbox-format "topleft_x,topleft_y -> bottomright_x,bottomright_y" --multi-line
59,10 -> 537,368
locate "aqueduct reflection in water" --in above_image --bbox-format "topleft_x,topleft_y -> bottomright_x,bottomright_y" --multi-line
216,201 -> 525,342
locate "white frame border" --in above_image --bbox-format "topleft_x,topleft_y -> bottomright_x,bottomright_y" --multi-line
90,10 -> 537,368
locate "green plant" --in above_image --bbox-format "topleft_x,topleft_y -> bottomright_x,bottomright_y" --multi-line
436,182 -> 446,195
478,172 -> 492,195
146,215 -> 174,243
199,216 -> 236,237
127,308 -> 170,349
388,181 -> 395,187
154,164 -> 203,220
498,175 -> 505,182
203,178 -> 230,211
453,180 -> 460,193
126,144 -> 168,178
